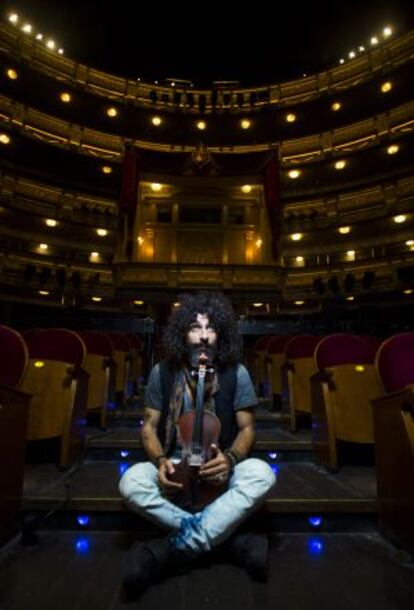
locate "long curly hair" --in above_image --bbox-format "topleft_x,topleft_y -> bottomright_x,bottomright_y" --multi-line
162,291 -> 241,367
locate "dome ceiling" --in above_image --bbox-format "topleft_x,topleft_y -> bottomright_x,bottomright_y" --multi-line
6,0 -> 414,87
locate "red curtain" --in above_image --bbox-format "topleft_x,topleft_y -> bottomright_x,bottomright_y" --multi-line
263,151 -> 281,260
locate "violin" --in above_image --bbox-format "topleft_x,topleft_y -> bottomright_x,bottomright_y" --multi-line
169,351 -> 227,511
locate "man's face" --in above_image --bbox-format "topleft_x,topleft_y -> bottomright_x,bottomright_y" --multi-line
186,313 -> 217,346
185,313 -> 217,366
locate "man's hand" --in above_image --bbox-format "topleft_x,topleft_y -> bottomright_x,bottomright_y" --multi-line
158,459 -> 183,494
199,444 -> 231,483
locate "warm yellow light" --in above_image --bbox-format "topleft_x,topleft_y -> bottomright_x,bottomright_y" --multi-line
346,250 -> 355,257
197,121 -> 207,130
46,39 -> 56,50
96,228 -> 108,237
294,300 -> 305,305
151,183 -> 162,191
38,290 -> 49,296
331,102 -> 341,111
6,68 -> 18,80
348,50 -> 356,59
0,134 -> 11,145
387,144 -> 399,155
60,92 -> 71,103
338,226 -> 351,235
346,296 -> 355,301
253,303 -> 263,307
339,59 -> 345,65
371,36 -> 379,45
173,302 -> 180,307
8,13 -> 19,24
290,233 -> 303,241
137,236 -> 144,245
45,218 -> 57,227
134,300 -> 144,305
406,240 -> 414,246
34,360 -> 45,368
90,252 -> 99,258
152,116 -> 162,126
39,243 -> 48,251
241,185 -> 252,194
58,48 -> 64,55
335,160 -> 347,170
92,296 -> 102,302
102,166 -> 112,174
288,169 -> 301,179
403,289 -> 413,295
36,33 -> 43,41
355,365 -> 365,372
255,239 -> 263,248
393,215 -> 406,224
286,113 -> 296,123
22,23 -> 32,34
383,26 -> 393,38
241,119 -> 251,129
107,107 -> 118,117
381,81 -> 392,93
296,256 -> 304,262
359,46 -> 365,52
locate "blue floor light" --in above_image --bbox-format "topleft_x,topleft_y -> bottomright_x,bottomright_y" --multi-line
118,462 -> 129,476
77,515 -> 90,527
308,537 -> 324,555
75,537 -> 90,554
308,516 -> 323,529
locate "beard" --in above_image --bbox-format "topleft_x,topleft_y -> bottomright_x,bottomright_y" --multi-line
184,343 -> 218,369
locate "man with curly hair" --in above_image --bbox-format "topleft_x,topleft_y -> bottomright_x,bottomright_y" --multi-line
119,291 -> 276,599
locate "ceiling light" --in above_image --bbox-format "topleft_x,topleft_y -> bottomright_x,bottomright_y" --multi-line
370,36 -> 379,45
339,59 -> 345,65
21,24 -> 32,34
38,290 -> 49,296
348,50 -> 356,59
58,48 -> 64,55
296,256 -> 304,262
347,250 -> 355,256
346,296 -> 355,301
96,228 -> 108,236
405,240 -> 414,246
387,144 -> 399,155
134,300 -> 144,305
6,68 -> 18,80
241,119 -> 251,129
241,185 -> 252,193
358,46 -> 365,52
335,160 -> 347,170
294,300 -> 305,305
197,121 -> 207,130
403,289 -> 413,295
286,113 -> 296,123
92,297 -> 102,302
107,107 -> 118,117
152,116 -> 162,126
102,166 -> 112,174
381,81 -> 392,93
90,252 -> 99,258
45,218 -> 57,227
36,33 -> 43,40
288,169 -> 301,179
0,134 -> 11,145
253,303 -> 263,307
39,243 -> 48,251
151,183 -> 162,191
290,233 -> 303,241
383,26 -> 393,38
8,13 -> 19,24
46,39 -> 56,50
331,102 -> 341,111
393,215 -> 406,224
60,92 -> 71,103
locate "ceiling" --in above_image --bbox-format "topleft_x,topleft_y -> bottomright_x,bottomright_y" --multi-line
4,0 -> 414,86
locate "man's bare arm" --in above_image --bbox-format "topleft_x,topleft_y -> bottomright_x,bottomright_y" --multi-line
229,408 -> 256,459
141,407 -> 183,491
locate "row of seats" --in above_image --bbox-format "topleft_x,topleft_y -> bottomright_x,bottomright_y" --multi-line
252,332 -> 414,469
0,326 -> 144,467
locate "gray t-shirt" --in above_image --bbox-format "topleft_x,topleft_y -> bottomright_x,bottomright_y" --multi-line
145,362 -> 258,414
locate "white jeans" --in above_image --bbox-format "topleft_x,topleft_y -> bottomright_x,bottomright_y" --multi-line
119,458 -> 276,555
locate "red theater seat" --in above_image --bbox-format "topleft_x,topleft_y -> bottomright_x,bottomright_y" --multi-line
20,329 -> 88,468
372,333 -> 414,553
312,334 -> 381,471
